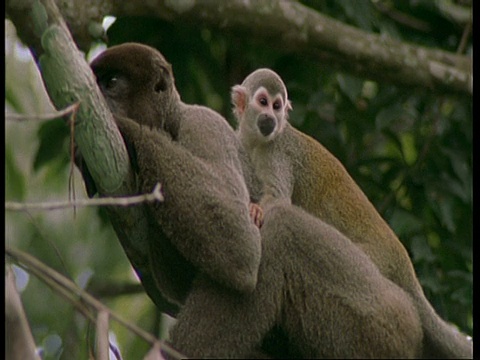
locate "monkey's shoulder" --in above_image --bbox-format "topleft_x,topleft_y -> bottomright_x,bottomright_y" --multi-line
287,125 -> 328,155
178,103 -> 241,158
180,104 -> 233,131
287,125 -> 349,175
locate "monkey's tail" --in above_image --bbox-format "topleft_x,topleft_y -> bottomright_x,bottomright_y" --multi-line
414,289 -> 473,359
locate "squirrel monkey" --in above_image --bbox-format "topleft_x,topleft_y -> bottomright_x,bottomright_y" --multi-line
231,68 -> 472,359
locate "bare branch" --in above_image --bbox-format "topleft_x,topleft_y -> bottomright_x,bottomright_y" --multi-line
86,280 -> 145,298
373,2 -> 432,33
96,311 -> 110,360
5,183 -> 164,212
5,102 -> 80,122
7,0 -> 472,95
5,247 -> 186,360
6,0 -> 179,317
5,267 -> 42,360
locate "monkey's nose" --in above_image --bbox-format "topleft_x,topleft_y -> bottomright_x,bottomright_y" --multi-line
258,115 -> 276,136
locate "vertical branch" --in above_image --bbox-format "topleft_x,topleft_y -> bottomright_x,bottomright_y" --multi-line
6,0 -> 179,317
96,311 -> 110,360
5,267 -> 42,360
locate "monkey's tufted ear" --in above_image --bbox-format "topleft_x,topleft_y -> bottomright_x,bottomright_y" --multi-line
231,85 -> 248,117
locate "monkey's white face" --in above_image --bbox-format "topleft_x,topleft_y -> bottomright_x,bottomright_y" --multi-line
244,86 -> 289,144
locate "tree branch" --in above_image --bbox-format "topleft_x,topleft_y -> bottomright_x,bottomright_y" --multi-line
5,267 -> 42,360
5,102 -> 80,122
5,183 -> 164,212
7,0 -> 472,95
6,247 -> 185,360
6,0 -> 180,317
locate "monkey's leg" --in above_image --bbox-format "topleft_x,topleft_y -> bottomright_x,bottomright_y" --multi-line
168,274 -> 280,359
168,245 -> 284,360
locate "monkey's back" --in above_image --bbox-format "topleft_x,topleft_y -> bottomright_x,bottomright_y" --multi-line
278,125 -> 472,360
282,124 -> 417,289
178,104 -> 252,195
261,201 -> 423,358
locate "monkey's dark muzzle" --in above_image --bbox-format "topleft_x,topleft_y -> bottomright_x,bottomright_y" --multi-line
258,115 -> 276,137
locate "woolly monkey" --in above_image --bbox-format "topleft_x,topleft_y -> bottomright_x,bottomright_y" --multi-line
231,68 -> 472,359
168,198 -> 423,358
81,43 -> 263,306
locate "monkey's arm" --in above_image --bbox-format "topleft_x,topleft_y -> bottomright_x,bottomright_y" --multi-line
115,116 -> 262,294
237,142 -> 264,203
238,143 -> 265,227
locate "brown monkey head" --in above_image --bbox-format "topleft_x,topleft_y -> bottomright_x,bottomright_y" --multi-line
90,42 -> 181,129
232,68 -> 292,145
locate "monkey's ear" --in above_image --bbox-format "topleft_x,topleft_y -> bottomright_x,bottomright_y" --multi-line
154,65 -> 173,93
231,85 -> 248,116
286,99 -> 293,111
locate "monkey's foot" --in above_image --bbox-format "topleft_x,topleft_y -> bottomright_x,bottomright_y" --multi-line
250,203 -> 264,228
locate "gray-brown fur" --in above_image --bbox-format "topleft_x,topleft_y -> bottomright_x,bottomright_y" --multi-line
168,199 -> 423,358
232,68 -> 473,359
88,43 -> 262,304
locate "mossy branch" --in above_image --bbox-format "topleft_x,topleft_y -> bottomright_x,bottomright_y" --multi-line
6,0 -> 179,317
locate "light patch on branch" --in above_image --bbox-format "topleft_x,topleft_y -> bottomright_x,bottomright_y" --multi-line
5,183 -> 164,212
429,60 -> 472,93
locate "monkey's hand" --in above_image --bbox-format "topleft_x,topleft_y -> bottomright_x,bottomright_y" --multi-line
114,115 -> 262,294
249,203 -> 264,228
114,116 -> 143,142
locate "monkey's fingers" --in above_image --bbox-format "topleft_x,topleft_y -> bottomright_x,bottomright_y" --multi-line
249,203 -> 264,228
114,116 -> 140,136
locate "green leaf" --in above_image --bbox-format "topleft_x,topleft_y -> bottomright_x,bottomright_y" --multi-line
336,73 -> 364,104
410,235 -> 436,263
33,119 -> 70,172
5,145 -> 26,201
388,207 -> 423,238
399,132 -> 418,166
375,103 -> 404,130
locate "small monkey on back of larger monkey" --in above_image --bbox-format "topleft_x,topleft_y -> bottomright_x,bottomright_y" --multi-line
232,68 -> 472,359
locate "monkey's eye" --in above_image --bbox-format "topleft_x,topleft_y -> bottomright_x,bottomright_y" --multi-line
259,97 -> 268,106
273,101 -> 282,110
155,79 -> 168,92
104,76 -> 118,90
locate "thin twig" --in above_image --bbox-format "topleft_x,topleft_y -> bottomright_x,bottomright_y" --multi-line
5,102 -> 80,122
5,184 -> 164,212
456,20 -> 472,54
68,101 -> 79,216
373,1 -> 431,33
96,311 -> 110,360
5,267 -> 42,360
